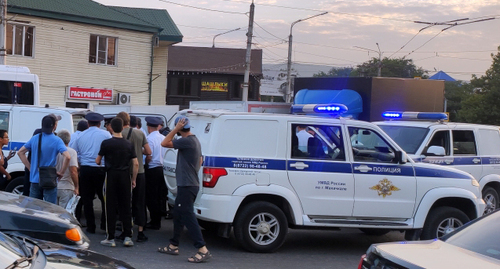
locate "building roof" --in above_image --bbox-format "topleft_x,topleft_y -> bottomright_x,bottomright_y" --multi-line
8,0 -> 182,41
429,71 -> 456,82
168,46 -> 263,75
110,6 -> 182,42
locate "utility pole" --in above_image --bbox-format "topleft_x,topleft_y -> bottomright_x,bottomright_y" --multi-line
353,43 -> 383,77
285,12 -> 328,103
242,1 -> 254,102
0,0 -> 6,65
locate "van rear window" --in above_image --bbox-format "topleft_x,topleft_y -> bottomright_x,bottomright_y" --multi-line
0,81 -> 34,105
217,119 -> 279,158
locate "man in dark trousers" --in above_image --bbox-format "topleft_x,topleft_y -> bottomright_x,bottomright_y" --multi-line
159,116 -> 211,263
96,117 -> 138,247
116,112 -> 151,242
74,112 -> 111,234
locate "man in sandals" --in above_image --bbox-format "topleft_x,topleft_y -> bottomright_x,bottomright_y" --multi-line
159,115 -> 212,263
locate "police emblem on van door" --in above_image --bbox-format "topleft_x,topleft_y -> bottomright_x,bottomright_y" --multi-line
370,179 -> 400,198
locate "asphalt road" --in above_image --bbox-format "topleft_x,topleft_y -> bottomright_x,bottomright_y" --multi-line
84,212 -> 405,269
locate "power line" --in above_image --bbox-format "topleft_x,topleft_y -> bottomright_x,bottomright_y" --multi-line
158,0 -> 246,15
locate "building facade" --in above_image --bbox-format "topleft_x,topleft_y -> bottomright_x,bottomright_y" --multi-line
6,0 -> 182,108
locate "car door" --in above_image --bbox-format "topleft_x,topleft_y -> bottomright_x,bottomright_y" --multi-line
287,122 -> 354,217
348,126 -> 417,219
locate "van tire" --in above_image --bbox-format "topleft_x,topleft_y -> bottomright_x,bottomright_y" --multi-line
234,201 -> 288,253
421,206 -> 469,240
5,176 -> 24,194
482,186 -> 499,215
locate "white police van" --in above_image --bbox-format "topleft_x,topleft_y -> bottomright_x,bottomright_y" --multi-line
374,112 -> 500,215
0,105 -> 86,193
163,105 -> 485,253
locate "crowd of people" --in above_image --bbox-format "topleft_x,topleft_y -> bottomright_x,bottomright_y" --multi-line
5,111 -> 211,263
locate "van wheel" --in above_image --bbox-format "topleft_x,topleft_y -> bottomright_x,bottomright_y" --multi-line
234,201 -> 288,253
482,186 -> 499,215
421,206 -> 469,240
5,177 -> 24,194
359,228 -> 390,236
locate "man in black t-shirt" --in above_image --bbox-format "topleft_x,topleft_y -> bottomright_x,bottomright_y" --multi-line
96,118 -> 139,247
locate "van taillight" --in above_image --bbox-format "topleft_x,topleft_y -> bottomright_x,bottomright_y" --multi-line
358,254 -> 366,269
203,167 -> 227,188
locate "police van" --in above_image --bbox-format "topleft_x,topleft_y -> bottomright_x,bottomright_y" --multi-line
374,111 -> 500,215
0,105 -> 86,193
163,105 -> 485,253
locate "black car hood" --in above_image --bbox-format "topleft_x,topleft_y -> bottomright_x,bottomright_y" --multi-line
41,241 -> 134,269
0,191 -> 79,229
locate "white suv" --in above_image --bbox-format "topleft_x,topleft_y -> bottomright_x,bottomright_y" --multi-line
375,112 -> 500,215
164,106 -> 484,253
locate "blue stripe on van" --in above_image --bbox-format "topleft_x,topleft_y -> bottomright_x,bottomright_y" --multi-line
420,156 -> 481,166
2,141 -> 25,151
204,156 -> 287,170
288,161 -> 353,173
481,157 -> 500,165
414,167 -> 472,179
352,163 -> 414,176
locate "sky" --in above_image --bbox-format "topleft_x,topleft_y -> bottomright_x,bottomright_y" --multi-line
95,0 -> 500,81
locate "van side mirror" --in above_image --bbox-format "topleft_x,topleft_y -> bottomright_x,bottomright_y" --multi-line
395,151 -> 407,164
425,146 -> 445,156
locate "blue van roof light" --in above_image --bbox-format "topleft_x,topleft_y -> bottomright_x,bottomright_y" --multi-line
382,111 -> 448,121
291,103 -> 348,116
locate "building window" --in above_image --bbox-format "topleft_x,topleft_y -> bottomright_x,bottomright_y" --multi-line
6,24 -> 34,57
89,34 -> 117,65
178,78 -> 192,95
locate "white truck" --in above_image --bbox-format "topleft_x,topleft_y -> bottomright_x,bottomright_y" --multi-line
164,105 -> 485,252
375,111 -> 500,215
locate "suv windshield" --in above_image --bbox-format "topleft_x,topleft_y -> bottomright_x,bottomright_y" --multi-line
444,212 -> 500,261
378,125 -> 429,154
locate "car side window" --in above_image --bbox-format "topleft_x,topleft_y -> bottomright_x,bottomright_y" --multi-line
291,124 -> 345,161
348,127 -> 395,163
0,112 -> 9,132
453,130 -> 477,155
427,130 -> 451,155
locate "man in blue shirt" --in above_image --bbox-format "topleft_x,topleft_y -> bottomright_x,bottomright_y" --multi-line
18,114 -> 71,204
74,112 -> 112,234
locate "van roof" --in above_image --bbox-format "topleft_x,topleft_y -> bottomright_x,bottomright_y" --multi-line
0,104 -> 90,115
374,120 -> 500,130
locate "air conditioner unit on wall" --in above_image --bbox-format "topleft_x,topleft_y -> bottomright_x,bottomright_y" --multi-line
116,93 -> 131,105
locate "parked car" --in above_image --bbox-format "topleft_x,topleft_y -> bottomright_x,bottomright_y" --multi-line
358,210 -> 500,269
0,231 -> 134,268
0,191 -> 89,249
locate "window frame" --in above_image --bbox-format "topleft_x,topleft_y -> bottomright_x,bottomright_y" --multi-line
452,130 -> 477,156
348,126 -> 397,164
291,123 -> 346,161
6,23 -> 35,57
88,34 -> 118,66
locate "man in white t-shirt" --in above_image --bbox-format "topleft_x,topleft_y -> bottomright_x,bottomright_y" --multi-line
56,130 -> 79,209
296,125 -> 313,153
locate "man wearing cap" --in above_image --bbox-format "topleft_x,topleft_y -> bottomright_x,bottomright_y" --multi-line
115,112 -> 151,242
74,112 -> 112,234
68,120 -> 88,149
18,114 -> 71,204
159,115 -> 211,263
144,116 -> 166,230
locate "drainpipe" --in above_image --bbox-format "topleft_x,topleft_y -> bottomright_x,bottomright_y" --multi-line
148,35 -> 155,105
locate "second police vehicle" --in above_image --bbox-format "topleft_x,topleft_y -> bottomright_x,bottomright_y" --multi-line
375,111 -> 500,215
163,104 -> 485,253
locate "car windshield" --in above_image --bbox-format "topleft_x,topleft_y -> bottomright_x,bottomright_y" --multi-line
444,211 -> 500,261
378,125 -> 429,154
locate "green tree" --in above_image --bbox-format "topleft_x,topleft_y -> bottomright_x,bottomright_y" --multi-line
313,67 -> 353,77
351,57 -> 428,78
457,47 -> 500,125
444,81 -> 473,122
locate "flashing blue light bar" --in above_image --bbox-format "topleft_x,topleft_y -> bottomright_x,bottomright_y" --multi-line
382,111 -> 448,121
291,103 -> 348,115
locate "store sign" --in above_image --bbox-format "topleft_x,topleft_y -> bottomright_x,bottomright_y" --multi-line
201,81 -> 228,92
67,86 -> 113,101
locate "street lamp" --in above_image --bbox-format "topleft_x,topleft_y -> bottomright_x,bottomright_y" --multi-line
285,12 -> 328,103
212,28 -> 241,48
353,43 -> 382,77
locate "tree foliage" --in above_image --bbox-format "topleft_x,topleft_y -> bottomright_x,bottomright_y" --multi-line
456,47 -> 500,125
313,67 -> 353,77
444,81 -> 473,122
351,57 -> 428,78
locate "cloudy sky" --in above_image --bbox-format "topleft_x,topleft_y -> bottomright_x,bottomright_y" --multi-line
96,0 -> 500,81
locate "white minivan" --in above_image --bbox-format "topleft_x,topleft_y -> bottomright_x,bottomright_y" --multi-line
164,105 -> 485,253
0,105 -> 86,193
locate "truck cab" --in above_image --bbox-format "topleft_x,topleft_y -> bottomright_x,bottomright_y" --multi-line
374,112 -> 500,215
164,105 -> 484,252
